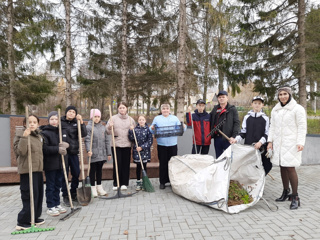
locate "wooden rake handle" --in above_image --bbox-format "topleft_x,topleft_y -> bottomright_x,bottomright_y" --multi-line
109,105 -> 120,188
58,109 -> 74,209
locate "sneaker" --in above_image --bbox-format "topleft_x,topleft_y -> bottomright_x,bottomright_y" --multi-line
55,205 -> 67,214
16,223 -> 32,230
47,207 -> 60,216
136,181 -> 142,191
63,196 -> 70,207
113,186 -> 118,191
35,218 -> 45,225
120,185 -> 127,190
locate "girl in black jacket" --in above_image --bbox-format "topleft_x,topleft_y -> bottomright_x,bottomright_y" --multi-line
41,111 -> 69,216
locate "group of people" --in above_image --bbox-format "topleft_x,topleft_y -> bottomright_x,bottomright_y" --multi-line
189,87 -> 306,211
13,86 -> 307,231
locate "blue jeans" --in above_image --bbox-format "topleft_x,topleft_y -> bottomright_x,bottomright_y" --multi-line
61,154 -> 80,197
214,137 -> 230,158
45,169 -> 63,208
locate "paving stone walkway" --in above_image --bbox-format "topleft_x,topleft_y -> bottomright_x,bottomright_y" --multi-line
1,165 -> 320,240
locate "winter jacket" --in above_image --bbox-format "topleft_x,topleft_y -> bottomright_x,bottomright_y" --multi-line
268,98 -> 307,167
150,114 -> 186,146
209,103 -> 240,138
13,129 -> 43,174
106,113 -> 134,148
85,120 -> 111,163
235,110 -> 269,145
128,123 -> 153,163
60,116 -> 87,155
40,124 -> 67,171
186,109 -> 211,145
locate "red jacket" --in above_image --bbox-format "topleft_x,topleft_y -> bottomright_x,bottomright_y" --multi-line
186,110 -> 211,145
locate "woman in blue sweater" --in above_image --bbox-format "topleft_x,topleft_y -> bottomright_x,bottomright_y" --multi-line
150,103 -> 186,189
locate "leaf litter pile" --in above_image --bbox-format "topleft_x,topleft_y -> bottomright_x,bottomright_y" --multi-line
228,180 -> 253,206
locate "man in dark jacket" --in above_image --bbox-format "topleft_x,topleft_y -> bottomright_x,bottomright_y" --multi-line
61,106 -> 87,205
210,90 -> 240,158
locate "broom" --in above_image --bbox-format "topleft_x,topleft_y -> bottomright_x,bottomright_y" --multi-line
131,123 -> 155,192
11,106 -> 55,234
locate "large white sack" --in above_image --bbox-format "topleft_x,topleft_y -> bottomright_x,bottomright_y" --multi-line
169,144 -> 265,214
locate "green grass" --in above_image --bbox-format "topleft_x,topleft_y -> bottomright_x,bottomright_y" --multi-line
307,119 -> 320,135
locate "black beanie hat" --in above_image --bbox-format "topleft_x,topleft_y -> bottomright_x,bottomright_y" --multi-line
65,106 -> 77,115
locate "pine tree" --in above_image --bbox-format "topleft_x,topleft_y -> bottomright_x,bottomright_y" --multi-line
2,0 -> 58,114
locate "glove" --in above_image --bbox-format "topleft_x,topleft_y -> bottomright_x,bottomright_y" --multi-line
265,148 -> 273,158
59,147 -> 67,156
59,142 -> 69,149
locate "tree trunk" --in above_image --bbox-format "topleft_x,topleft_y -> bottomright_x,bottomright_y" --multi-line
176,0 -> 187,121
203,8 -> 209,103
310,79 -> 315,112
121,0 -> 128,102
317,80 -> 320,109
298,0 -> 307,109
64,0 -> 72,106
7,0 -> 16,115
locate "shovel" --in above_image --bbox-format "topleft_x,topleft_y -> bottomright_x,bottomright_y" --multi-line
76,119 -> 91,206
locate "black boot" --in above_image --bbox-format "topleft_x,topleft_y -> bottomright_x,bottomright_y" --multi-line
290,194 -> 300,210
275,189 -> 290,202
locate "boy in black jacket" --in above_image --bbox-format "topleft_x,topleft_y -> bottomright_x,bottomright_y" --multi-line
41,111 -> 69,216
230,96 -> 272,175
60,106 -> 87,205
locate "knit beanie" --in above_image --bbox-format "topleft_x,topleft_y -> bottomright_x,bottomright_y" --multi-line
90,109 -> 101,119
48,111 -> 58,121
65,106 -> 77,115
277,86 -> 292,96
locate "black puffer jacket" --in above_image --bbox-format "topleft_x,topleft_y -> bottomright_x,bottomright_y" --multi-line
61,116 -> 87,155
209,103 -> 240,138
40,124 -> 67,171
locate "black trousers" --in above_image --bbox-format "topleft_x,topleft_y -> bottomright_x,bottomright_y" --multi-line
157,145 -> 177,184
112,147 -> 131,187
89,161 -> 104,186
136,162 -> 147,180
18,172 -> 43,225
61,154 -> 80,197
191,145 -> 210,154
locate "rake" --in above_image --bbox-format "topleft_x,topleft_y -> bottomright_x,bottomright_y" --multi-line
11,106 -> 55,234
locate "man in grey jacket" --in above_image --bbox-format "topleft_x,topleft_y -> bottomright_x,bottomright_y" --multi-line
209,90 -> 240,158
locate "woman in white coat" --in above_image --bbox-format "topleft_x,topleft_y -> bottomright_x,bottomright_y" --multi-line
267,86 -> 307,210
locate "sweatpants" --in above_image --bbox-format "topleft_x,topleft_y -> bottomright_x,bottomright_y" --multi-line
17,172 -> 43,225
111,147 -> 131,187
157,145 -> 177,184
89,161 -> 104,186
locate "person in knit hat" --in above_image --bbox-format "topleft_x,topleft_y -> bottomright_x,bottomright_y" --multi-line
40,111 -> 69,216
60,106 -> 87,206
267,85 -> 307,210
84,109 -> 111,197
